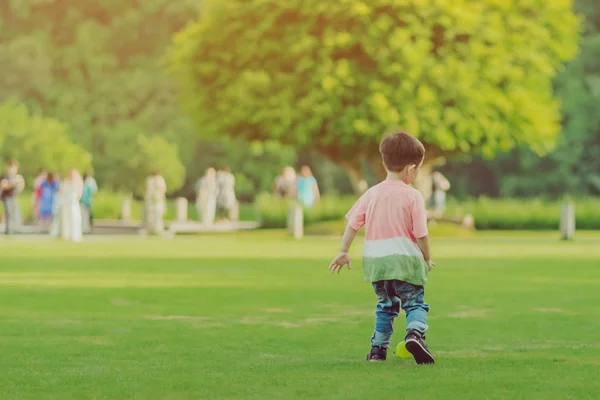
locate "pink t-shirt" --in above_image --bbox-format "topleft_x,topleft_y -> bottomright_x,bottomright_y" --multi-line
346,180 -> 429,285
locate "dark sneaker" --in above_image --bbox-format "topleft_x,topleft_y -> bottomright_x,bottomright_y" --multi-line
405,330 -> 435,365
366,345 -> 387,361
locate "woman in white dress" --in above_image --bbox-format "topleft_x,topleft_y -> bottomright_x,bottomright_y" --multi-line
144,170 -> 167,235
195,168 -> 217,226
59,169 -> 84,242
216,166 -> 237,221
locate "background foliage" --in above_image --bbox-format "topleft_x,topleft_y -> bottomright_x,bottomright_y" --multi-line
1,0 -> 597,208
442,0 -> 600,199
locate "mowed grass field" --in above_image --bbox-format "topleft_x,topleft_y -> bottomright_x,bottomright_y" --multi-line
0,231 -> 599,400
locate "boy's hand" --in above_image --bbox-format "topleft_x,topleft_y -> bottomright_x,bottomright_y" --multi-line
329,252 -> 351,274
426,260 -> 435,271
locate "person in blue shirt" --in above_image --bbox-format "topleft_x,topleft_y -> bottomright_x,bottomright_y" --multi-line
296,165 -> 320,209
80,171 -> 98,233
38,172 -> 60,231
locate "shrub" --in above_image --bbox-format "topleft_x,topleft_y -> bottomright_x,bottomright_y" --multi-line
255,193 -> 356,229
256,193 -> 600,231
445,197 -> 600,230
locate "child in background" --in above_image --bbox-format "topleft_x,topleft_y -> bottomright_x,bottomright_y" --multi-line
329,132 -> 435,365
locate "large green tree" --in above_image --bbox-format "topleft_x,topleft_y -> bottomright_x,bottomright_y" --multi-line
169,0 -> 579,194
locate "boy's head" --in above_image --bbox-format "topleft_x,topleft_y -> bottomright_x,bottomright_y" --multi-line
379,132 -> 425,184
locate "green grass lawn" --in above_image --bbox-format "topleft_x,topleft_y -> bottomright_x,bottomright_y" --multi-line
1,232 -> 599,400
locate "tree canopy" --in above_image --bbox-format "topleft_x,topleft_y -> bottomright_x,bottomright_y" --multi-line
169,0 -> 579,175
442,0 -> 600,199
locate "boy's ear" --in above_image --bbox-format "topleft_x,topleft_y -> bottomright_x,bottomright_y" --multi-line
407,164 -> 417,174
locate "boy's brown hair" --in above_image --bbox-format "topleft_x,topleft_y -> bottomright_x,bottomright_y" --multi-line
379,132 -> 425,172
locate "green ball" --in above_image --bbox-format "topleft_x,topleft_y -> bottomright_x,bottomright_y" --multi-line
396,341 -> 412,359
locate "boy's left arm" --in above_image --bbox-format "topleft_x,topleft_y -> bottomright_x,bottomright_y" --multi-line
412,192 -> 434,270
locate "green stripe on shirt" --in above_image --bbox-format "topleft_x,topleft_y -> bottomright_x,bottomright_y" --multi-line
362,254 -> 428,286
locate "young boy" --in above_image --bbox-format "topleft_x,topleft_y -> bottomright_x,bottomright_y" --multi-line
329,132 -> 435,365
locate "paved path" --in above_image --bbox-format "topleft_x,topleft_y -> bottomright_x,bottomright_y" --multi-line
0,220 -> 261,236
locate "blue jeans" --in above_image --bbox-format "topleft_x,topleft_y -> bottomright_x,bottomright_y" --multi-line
371,280 -> 429,348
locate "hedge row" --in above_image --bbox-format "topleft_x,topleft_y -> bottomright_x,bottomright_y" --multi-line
10,191 -> 600,231
255,194 -> 600,231
444,197 -> 600,230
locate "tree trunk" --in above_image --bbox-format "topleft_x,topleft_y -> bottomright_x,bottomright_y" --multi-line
340,162 -> 367,194
368,156 -> 387,181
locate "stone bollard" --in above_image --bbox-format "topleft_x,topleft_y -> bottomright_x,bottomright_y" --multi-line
121,197 -> 132,221
462,214 -> 475,230
287,204 -> 304,239
176,197 -> 188,222
560,203 -> 575,241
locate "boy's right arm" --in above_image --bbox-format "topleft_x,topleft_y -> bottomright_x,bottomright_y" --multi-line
329,223 -> 359,274
330,194 -> 366,274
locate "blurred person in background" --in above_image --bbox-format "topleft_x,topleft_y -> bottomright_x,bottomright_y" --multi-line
0,159 -> 25,235
80,171 -> 98,234
430,170 -> 451,219
273,166 -> 297,199
59,169 -> 84,242
38,172 -> 60,231
32,169 -> 47,223
296,165 -> 320,209
195,167 -> 217,226
216,166 -> 237,221
145,170 -> 167,235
